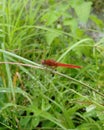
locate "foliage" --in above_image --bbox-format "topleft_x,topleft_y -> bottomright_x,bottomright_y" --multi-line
0,0 -> 104,129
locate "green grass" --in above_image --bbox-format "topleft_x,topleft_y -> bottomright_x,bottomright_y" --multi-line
0,0 -> 104,129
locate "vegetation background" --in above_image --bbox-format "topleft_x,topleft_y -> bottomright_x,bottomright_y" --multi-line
0,0 -> 104,129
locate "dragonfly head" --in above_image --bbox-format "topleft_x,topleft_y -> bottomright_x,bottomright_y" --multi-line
41,60 -> 46,65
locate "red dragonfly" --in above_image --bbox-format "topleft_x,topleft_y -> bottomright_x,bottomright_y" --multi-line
42,59 -> 82,69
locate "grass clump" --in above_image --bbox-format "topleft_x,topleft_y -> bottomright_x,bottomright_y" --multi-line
0,0 -> 104,129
